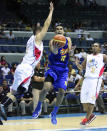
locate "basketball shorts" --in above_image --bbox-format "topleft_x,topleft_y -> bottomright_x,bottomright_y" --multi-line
10,63 -> 34,91
45,68 -> 68,91
80,78 -> 102,105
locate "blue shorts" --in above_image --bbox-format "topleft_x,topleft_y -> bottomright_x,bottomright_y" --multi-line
45,67 -> 68,91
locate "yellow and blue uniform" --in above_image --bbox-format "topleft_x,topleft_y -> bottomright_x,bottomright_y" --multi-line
45,38 -> 69,91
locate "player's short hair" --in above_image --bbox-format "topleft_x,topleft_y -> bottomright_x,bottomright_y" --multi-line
33,26 -> 42,35
92,43 -> 101,48
55,23 -> 64,29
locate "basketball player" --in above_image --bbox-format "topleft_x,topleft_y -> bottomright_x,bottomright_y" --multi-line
0,2 -> 54,122
32,23 -> 73,125
76,43 -> 107,125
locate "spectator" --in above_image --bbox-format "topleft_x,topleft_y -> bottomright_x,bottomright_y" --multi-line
44,54 -> 48,68
0,29 -> 6,39
75,26 -> 84,39
37,22 -> 40,27
0,56 -> 7,66
101,42 -> 107,54
0,85 -> 13,117
2,79 -> 10,93
43,89 -> 56,115
1,63 -> 10,78
30,62 -> 45,112
25,24 -> 32,31
96,81 -> 106,114
80,48 -> 87,58
64,70 -> 82,111
74,49 -> 81,59
19,91 -> 33,116
68,65 -> 75,76
10,63 -> 17,76
86,34 -> 94,41
103,72 -> 107,90
6,30 -> 15,40
0,86 -> 6,101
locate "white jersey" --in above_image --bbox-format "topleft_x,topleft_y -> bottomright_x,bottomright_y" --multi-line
85,53 -> 104,78
21,35 -> 43,69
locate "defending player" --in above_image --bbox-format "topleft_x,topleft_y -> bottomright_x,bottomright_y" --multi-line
76,43 -> 107,125
32,23 -> 73,125
0,2 -> 54,123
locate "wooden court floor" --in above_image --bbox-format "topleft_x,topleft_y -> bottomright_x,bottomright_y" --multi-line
0,114 -> 107,131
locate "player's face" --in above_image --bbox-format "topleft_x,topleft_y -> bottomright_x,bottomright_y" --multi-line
92,43 -> 101,54
55,26 -> 64,35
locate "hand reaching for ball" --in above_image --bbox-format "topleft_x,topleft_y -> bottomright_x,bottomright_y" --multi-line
52,34 -> 66,48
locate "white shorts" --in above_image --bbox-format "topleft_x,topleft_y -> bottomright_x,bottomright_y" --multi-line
11,63 -> 34,91
80,78 -> 102,105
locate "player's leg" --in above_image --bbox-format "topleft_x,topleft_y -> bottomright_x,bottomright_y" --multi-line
51,88 -> 65,125
32,75 -> 54,118
11,63 -> 32,99
87,103 -> 94,119
86,79 -> 102,124
51,72 -> 67,125
80,78 -> 90,125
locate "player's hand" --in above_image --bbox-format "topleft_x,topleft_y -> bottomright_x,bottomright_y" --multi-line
49,2 -> 54,12
52,41 -> 61,48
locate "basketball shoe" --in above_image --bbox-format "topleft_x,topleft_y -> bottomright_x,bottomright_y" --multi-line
51,112 -> 57,125
87,114 -> 96,124
80,114 -> 96,125
32,102 -> 42,119
80,118 -> 88,125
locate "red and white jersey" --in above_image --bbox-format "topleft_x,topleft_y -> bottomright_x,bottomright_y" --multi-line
21,35 -> 43,69
85,53 -> 104,78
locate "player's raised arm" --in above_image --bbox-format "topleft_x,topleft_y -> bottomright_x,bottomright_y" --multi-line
36,2 -> 54,44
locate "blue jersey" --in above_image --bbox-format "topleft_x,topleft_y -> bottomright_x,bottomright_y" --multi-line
45,38 -> 69,91
48,38 -> 69,72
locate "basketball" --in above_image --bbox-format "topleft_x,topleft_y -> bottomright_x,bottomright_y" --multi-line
53,34 -> 66,47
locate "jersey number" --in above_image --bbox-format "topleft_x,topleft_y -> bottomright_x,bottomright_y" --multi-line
61,55 -> 66,61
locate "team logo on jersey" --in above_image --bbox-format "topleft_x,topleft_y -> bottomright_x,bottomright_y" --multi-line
87,59 -> 98,73
60,48 -> 68,55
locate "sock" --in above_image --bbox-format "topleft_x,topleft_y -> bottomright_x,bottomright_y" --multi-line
52,106 -> 59,115
34,101 -> 42,112
1,96 -> 13,108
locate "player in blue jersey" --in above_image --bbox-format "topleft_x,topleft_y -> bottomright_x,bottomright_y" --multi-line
32,23 -> 72,125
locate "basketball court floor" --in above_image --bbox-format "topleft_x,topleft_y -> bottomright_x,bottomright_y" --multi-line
0,113 -> 107,131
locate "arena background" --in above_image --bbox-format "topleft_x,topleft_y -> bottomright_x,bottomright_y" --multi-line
0,0 -> 107,130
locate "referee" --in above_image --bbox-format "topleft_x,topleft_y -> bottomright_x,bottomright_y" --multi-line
30,62 -> 45,112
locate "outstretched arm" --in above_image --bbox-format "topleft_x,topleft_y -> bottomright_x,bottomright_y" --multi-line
36,2 -> 54,45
